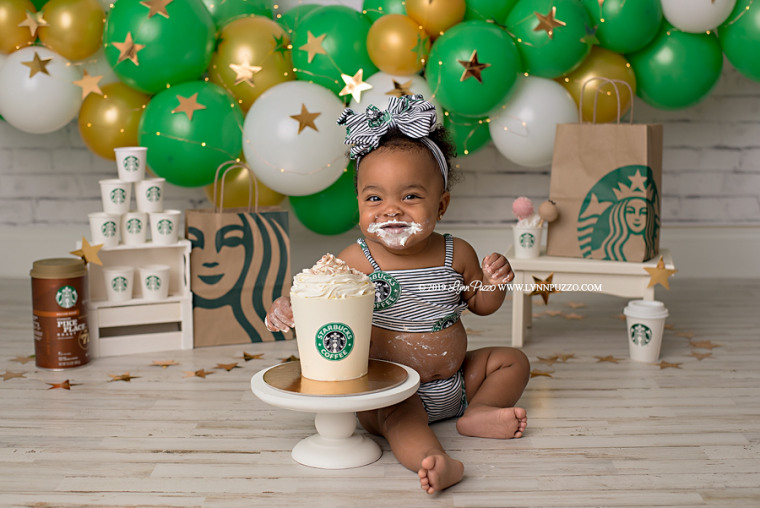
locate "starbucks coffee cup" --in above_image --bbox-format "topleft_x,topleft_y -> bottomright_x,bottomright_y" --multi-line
102,265 -> 134,303
114,146 -> 147,182
99,179 -> 132,215
513,225 -> 542,258
623,300 -> 669,362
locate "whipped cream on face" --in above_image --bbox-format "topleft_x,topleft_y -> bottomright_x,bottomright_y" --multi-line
290,254 -> 374,299
367,219 -> 423,247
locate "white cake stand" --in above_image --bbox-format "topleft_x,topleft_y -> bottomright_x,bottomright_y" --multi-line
251,360 -> 420,469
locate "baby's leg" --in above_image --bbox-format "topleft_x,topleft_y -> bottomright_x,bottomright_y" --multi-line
457,347 -> 530,439
358,395 -> 463,494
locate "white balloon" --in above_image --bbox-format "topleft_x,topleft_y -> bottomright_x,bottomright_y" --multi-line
243,81 -> 348,196
349,72 -> 444,125
489,76 -> 578,168
661,0 -> 737,33
0,47 -> 82,134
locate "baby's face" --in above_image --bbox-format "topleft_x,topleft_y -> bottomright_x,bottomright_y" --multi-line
357,147 -> 449,252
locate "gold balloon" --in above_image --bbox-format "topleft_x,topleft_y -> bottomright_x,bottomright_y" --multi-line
558,46 -> 637,124
0,0 -> 36,53
205,165 -> 285,208
38,0 -> 104,61
78,82 -> 150,160
208,15 -> 294,113
367,14 -> 430,76
406,0 -> 466,38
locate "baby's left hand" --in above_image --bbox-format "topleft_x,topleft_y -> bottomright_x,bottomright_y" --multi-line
482,253 -> 515,286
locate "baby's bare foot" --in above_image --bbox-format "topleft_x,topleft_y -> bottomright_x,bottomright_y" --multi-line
418,454 -> 464,495
456,405 -> 528,439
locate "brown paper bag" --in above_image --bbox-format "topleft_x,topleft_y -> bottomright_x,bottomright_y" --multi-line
186,162 -> 292,346
546,79 -> 663,262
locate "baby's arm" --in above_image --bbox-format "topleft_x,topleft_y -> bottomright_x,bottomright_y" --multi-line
455,238 -> 514,316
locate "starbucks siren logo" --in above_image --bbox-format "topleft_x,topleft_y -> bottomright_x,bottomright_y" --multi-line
126,218 -> 142,234
123,155 -> 140,173
110,188 -> 127,204
433,313 -> 459,331
157,218 -> 173,235
145,275 -> 161,291
101,220 -> 117,238
315,322 -> 355,361
630,323 -> 652,346
369,271 -> 401,310
56,285 -> 77,309
519,232 -> 535,248
111,276 -> 128,293
145,185 -> 161,203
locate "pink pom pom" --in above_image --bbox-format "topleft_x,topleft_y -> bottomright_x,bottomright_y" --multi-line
512,196 -> 534,220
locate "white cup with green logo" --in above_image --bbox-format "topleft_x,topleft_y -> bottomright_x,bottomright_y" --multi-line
139,264 -> 170,301
99,179 -> 132,214
114,146 -> 147,182
149,209 -> 181,245
513,225 -> 542,258
103,265 -> 134,303
121,211 -> 148,245
135,178 -> 165,213
89,211 -> 121,248
624,300 -> 669,362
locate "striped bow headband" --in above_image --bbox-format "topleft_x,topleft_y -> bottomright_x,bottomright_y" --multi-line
337,94 -> 448,189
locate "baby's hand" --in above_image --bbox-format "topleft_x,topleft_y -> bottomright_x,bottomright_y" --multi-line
482,253 -> 514,286
265,296 -> 294,332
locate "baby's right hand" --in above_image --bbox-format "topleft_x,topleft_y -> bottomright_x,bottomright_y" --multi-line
265,296 -> 294,332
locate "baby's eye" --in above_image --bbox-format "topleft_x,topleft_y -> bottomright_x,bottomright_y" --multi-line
403,194 -> 421,200
365,195 -> 381,202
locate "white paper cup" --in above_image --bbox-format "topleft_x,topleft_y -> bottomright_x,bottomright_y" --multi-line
99,179 -> 132,214
513,225 -> 542,258
121,211 -> 148,245
135,178 -> 165,213
149,209 -> 181,245
624,300 -> 669,362
139,264 -> 170,301
114,146 -> 147,182
102,265 -> 134,303
89,211 -> 121,248
291,292 -> 374,381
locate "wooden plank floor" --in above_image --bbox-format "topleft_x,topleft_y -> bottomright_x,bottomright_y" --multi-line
1,277 -> 759,507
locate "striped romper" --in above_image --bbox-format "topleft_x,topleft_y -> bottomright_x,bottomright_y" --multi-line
358,234 -> 469,422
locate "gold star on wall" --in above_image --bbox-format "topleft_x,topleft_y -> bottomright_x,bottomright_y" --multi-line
229,59 -> 262,87
112,32 -> 145,66
108,373 -> 140,382
339,69 -> 373,103
72,70 -> 104,99
644,256 -> 677,289
69,236 -> 103,266
458,50 -> 490,83
289,103 -> 321,134
299,31 -> 327,63
3,371 -> 26,381
140,0 -> 173,18
18,10 -> 48,37
172,93 -> 206,121
534,6 -> 566,39
386,79 -> 414,98
22,52 -> 52,78
530,272 -> 559,305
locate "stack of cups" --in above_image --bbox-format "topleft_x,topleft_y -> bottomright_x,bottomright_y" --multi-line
623,300 -> 669,362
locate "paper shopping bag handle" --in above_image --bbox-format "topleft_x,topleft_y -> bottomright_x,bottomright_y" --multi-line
212,160 -> 260,214
579,77 -> 634,125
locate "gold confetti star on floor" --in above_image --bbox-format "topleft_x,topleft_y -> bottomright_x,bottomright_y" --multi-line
47,380 -> 80,390
108,373 -> 140,383
151,360 -> 179,368
530,369 -> 553,378
242,352 -> 264,361
675,331 -> 695,339
184,369 -> 214,379
689,340 -> 721,350
594,355 -> 623,363
557,354 -> 577,362
567,302 -> 586,309
3,371 -> 26,381
655,361 -> 682,369
664,324 -> 675,330
563,313 -> 585,320
612,313 -> 626,321
11,355 -> 35,364
281,355 -> 299,363
215,363 -> 241,372
537,355 -> 560,366
545,309 -> 563,317
689,351 -> 713,361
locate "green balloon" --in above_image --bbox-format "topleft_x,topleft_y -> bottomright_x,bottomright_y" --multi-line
289,163 -> 359,235
30,0 -> 48,9
443,110 -> 491,156
466,0 -> 517,23
582,0 -> 662,54
719,0 -> 760,83
506,0 -> 592,78
277,3 -> 320,37
104,0 -> 215,94
138,82 -> 244,187
628,23 -> 723,110
362,0 -> 406,22
201,0 -> 274,29
425,20 -> 521,117
291,5 -> 377,96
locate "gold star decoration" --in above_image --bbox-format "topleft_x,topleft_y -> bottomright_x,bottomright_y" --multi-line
242,352 -> 264,361
386,79 -> 414,98
22,51 -> 52,78
675,331 -> 695,339
530,272 -> 559,305
689,351 -> 713,361
72,70 -> 104,100
644,256 -> 677,289
339,69 -> 373,103
70,236 -> 103,266
689,340 -> 722,350
281,355 -> 299,363
537,355 -> 560,366
458,50 -> 491,83
289,103 -> 321,134
112,32 -> 145,66
3,371 -> 26,381
534,6 -> 566,39
108,373 -> 140,382
594,355 -> 622,363
299,31 -> 327,63
567,302 -> 586,309
229,58 -> 262,87
18,10 -> 49,37
557,353 -> 576,362
172,93 -> 206,121
47,380 -> 80,390
544,309 -> 563,317
11,355 -> 35,364
563,313 -> 585,320
655,361 -> 682,369
215,363 -> 241,372
184,369 -> 214,378
530,369 -> 553,378
151,360 -> 179,368
140,0 -> 173,18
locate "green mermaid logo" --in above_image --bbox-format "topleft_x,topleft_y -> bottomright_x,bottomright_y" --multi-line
578,165 -> 659,262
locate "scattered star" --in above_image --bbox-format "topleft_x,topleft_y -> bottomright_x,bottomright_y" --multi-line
530,272 -> 559,305
567,302 -> 586,309
22,51 -> 52,78
458,49 -> 490,83
289,103 -> 321,133
172,93 -> 206,121
140,0 -> 173,18
655,361 -> 682,369
47,380 -> 80,390
386,79 -> 414,98
72,70 -> 104,100
612,313 -> 626,321
530,369 -> 553,378
557,354 -> 576,362
544,309 -> 563,317
11,355 -> 35,364
70,236 -> 103,266
112,32 -> 145,66
151,360 -> 179,368
675,331 -> 695,339
664,324 -> 675,330
537,355 -> 560,366
299,31 -> 327,63
215,363 -> 241,372
689,351 -> 713,360
242,352 -> 264,361
338,69 -> 373,103
563,313 -> 585,320
184,369 -> 214,378
229,58 -> 262,87
594,355 -> 622,363
108,373 -> 140,382
18,10 -> 48,37
3,371 -> 26,381
534,6 -> 566,39
689,340 -> 722,350
281,355 -> 299,363
644,256 -> 677,289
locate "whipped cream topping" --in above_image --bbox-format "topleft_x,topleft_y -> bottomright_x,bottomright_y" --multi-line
290,254 -> 374,299
517,212 -> 541,228
367,219 -> 423,247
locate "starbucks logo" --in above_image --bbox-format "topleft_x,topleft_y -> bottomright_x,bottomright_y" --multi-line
433,313 -> 459,331
156,219 -> 173,235
369,271 -> 401,310
630,323 -> 652,346
111,276 -> 129,293
110,188 -> 127,204
145,185 -> 161,202
123,155 -> 140,173
101,220 -> 118,238
315,322 -> 354,361
145,275 -> 161,291
56,285 -> 77,309
519,232 -> 535,248
126,218 -> 142,234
